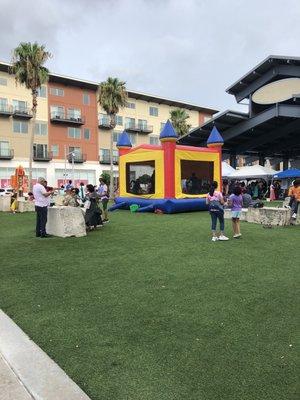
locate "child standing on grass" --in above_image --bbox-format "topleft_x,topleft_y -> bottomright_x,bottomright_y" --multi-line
229,186 -> 243,238
206,181 -> 229,242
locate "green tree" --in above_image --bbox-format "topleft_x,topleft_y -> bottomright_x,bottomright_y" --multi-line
98,78 -> 127,198
10,42 -> 51,190
170,108 -> 191,137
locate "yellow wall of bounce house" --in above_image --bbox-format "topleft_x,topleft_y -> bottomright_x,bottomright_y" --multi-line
174,148 -> 221,199
119,147 -> 165,199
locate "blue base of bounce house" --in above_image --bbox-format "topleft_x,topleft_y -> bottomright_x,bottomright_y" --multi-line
110,197 -> 208,214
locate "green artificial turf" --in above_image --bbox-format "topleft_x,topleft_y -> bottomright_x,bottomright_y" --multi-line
0,211 -> 298,400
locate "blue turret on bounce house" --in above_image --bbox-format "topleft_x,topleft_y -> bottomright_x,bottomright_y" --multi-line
110,120 -> 224,213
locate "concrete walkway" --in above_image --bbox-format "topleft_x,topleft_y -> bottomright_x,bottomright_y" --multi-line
0,354 -> 33,400
0,310 -> 91,400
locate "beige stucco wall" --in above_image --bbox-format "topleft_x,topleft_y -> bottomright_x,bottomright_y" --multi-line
0,71 -> 49,158
0,71 -> 48,120
98,96 -> 200,152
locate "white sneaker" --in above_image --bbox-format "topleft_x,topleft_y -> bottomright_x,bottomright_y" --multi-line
233,234 -> 240,238
284,205 -> 291,209
292,213 -> 297,219
219,235 -> 229,241
212,236 -> 219,242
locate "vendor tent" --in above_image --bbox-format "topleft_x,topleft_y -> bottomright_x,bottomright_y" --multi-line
273,168 -> 300,179
222,162 -> 235,177
227,165 -> 278,180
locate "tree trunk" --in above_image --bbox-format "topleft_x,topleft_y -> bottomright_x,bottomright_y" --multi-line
29,90 -> 38,191
109,114 -> 116,199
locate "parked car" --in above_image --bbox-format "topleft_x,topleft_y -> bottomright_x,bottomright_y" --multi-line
0,188 -> 14,196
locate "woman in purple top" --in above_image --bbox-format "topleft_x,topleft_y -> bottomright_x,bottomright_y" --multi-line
228,186 -> 243,238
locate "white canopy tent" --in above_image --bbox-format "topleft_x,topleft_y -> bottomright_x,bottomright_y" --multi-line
227,165 -> 279,180
222,162 -> 236,177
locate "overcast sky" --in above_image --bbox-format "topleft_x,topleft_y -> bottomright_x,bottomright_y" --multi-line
1,0 -> 299,112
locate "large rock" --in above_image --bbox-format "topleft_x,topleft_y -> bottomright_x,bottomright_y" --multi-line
46,206 -> 86,237
247,207 -> 290,226
0,196 -> 11,212
18,200 -> 35,212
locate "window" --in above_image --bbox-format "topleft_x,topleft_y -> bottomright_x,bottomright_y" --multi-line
35,121 -> 48,135
149,136 -> 159,145
0,77 -> 7,86
68,127 -> 81,139
126,101 -> 135,109
149,106 -> 158,116
100,148 -> 110,163
160,122 -> 166,131
0,98 -> 8,112
204,115 -> 211,123
51,144 -> 59,157
13,120 -> 28,134
138,119 -> 147,129
125,117 -> 135,129
37,86 -> 47,98
126,161 -> 155,194
99,149 -> 119,163
84,128 -> 90,140
181,160 -> 214,195
12,100 -> 27,112
83,93 -> 90,105
50,87 -> 64,96
113,150 -> 119,161
68,108 -> 81,120
0,141 -> 10,157
129,133 -> 136,145
113,131 -> 121,143
50,105 -> 64,118
69,147 -> 81,156
33,144 -> 48,158
116,115 -> 123,125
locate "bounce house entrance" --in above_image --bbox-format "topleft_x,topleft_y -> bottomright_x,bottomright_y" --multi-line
180,160 -> 214,195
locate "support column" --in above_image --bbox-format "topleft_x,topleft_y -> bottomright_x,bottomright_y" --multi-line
229,153 -> 237,169
259,154 -> 266,166
283,158 -> 289,170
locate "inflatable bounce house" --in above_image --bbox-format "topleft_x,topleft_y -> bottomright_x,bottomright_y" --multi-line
111,121 -> 224,213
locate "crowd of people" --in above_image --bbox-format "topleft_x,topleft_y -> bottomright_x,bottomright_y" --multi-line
33,177 -> 110,238
31,174 -> 299,240
206,178 -> 300,242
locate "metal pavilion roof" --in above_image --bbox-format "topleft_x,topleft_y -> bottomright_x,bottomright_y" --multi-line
226,55 -> 300,102
179,55 -> 300,160
179,106 -> 300,159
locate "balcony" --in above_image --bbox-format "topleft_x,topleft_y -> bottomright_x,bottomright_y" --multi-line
0,104 -> 13,117
125,123 -> 153,133
140,125 -> 153,133
68,153 -> 87,163
33,151 -> 53,162
0,149 -> 14,160
99,155 -> 119,165
13,107 -> 33,119
98,117 -> 112,129
50,112 -> 85,125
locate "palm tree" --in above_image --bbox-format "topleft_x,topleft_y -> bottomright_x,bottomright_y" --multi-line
11,42 -> 51,190
170,108 -> 191,137
98,77 -> 127,198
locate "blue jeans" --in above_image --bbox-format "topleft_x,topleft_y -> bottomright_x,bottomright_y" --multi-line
210,211 -> 224,231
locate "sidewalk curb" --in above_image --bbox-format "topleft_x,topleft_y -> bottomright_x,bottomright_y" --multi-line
0,310 -> 91,400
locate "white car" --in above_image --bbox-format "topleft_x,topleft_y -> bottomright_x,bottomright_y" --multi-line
0,188 -> 14,196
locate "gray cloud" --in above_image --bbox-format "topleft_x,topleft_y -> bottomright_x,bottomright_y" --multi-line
0,0 -> 299,112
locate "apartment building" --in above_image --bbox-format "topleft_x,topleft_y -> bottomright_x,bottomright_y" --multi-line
0,62 -> 217,187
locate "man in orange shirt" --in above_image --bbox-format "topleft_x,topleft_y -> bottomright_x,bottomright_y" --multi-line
287,179 -> 300,219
